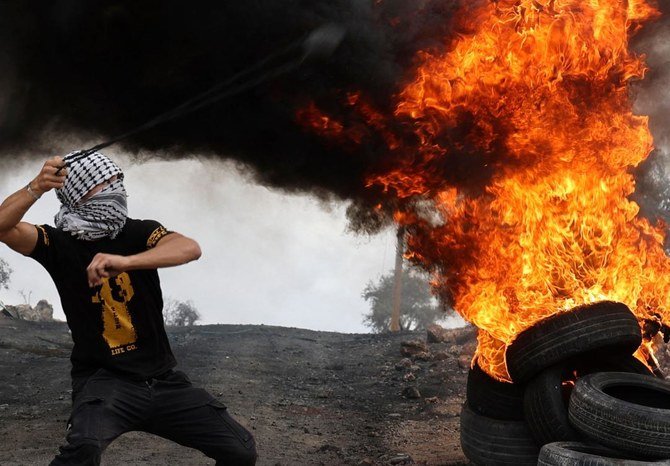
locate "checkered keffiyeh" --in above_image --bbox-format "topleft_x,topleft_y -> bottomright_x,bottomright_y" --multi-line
54,151 -> 128,241
56,151 -> 123,206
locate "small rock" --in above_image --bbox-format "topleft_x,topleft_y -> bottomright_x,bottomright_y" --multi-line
448,344 -> 462,355
432,350 -> 450,361
403,372 -> 416,382
395,358 -> 413,370
400,339 -> 429,357
424,396 -> 439,404
413,351 -> 432,361
426,323 -> 450,343
452,325 -> 478,345
317,444 -> 342,454
357,458 -> 374,466
401,386 -> 421,399
458,355 -> 472,370
389,453 -> 413,464
4,300 -> 54,322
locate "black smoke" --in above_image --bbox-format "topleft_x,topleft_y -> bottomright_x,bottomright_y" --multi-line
631,0 -> 670,236
0,0 -> 460,205
3,0 -> 670,236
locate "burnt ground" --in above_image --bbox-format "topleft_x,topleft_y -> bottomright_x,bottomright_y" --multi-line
0,318 -> 475,465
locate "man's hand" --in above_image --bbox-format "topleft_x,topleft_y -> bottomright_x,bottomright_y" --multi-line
86,233 -> 201,287
32,156 -> 67,196
0,156 -> 68,255
87,253 -> 131,287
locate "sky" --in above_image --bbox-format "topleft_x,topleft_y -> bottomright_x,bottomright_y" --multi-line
0,154 -> 463,333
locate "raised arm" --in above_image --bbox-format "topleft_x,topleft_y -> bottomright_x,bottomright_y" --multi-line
0,157 -> 67,255
86,233 -> 202,287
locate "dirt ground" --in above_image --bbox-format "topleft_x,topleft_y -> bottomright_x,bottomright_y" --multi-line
0,317 -> 474,465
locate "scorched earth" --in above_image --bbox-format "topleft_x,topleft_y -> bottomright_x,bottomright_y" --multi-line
0,317 -> 475,465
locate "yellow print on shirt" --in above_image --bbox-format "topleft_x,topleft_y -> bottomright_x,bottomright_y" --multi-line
92,273 -> 138,355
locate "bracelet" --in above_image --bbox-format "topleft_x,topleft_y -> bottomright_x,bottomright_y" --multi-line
26,183 -> 41,201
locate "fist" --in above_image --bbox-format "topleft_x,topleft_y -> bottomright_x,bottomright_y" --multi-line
87,253 -> 130,287
32,157 -> 67,195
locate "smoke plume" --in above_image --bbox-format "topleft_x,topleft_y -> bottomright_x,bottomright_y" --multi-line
632,0 -> 670,232
2,0 -> 670,234
0,0 -> 458,203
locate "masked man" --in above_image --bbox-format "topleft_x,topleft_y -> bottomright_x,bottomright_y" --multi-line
0,151 -> 257,466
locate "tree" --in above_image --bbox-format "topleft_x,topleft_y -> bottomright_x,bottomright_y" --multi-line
0,258 -> 11,290
163,299 -> 201,326
389,225 -> 406,332
18,289 -> 33,305
362,268 -> 449,332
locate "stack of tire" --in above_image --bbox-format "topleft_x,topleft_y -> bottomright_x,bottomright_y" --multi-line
460,301 -> 670,465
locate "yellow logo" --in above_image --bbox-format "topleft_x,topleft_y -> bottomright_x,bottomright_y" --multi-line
92,273 -> 138,355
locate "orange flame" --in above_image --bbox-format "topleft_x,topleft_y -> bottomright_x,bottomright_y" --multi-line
393,0 -> 666,380
300,0 -> 667,381
296,102 -> 346,139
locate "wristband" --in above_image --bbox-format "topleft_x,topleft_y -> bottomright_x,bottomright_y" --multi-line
26,183 -> 41,201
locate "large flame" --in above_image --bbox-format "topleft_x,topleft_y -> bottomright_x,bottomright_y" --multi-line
301,0 -> 667,381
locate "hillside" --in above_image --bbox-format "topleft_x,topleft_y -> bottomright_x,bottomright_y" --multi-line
0,318 -> 474,465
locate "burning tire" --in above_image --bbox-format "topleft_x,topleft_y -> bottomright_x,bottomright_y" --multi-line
524,364 -> 581,445
523,356 -> 653,445
505,301 -> 641,383
569,372 -> 670,459
538,441 -> 668,465
459,403 -> 539,465
466,359 -> 525,420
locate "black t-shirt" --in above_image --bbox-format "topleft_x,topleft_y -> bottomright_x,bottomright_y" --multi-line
28,218 -> 177,380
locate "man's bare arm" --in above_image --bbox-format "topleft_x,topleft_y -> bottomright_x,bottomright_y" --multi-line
0,157 -> 67,255
86,233 -> 202,287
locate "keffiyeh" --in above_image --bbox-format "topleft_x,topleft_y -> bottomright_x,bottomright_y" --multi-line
54,151 -> 128,241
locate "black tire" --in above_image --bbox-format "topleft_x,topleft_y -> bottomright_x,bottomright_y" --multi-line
524,355 -> 654,445
580,353 -> 654,377
467,360 -> 525,420
506,301 -> 641,383
569,372 -> 670,459
524,364 -> 581,445
538,441 -> 669,465
460,403 -> 539,465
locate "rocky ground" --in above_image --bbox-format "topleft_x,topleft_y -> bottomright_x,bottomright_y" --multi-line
0,317 -> 476,465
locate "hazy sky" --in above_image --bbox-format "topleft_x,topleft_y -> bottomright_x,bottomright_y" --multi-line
0,154 -> 422,333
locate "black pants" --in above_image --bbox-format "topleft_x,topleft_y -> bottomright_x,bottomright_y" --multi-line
49,369 -> 257,466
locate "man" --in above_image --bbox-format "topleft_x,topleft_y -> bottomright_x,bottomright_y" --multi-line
0,151 -> 257,465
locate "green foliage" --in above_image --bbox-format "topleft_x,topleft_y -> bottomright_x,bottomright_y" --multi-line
163,298 -> 201,326
0,258 -> 11,290
362,268 -> 449,333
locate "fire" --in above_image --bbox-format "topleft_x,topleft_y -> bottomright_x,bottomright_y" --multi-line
301,0 -> 668,381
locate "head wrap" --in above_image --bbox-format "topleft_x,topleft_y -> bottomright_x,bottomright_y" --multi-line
54,151 -> 128,241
